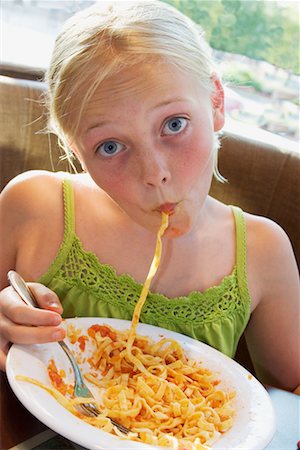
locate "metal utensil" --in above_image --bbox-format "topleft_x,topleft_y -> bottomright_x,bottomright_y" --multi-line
7,270 -> 130,435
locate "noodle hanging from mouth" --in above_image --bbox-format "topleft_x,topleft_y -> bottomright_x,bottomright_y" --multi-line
125,212 -> 169,372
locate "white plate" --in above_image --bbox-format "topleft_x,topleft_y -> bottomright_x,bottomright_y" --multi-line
6,318 -> 275,450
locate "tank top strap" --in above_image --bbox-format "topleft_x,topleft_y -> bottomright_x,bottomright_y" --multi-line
37,179 -> 76,285
62,178 -> 75,241
230,205 -> 250,303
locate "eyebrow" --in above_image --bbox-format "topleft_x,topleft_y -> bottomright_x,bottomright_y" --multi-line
154,97 -> 186,109
84,97 -> 187,135
84,121 -> 109,135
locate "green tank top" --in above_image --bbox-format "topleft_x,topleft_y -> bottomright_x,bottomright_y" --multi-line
38,179 -> 251,358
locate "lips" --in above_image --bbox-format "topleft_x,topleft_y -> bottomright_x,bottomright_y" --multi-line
157,203 -> 177,215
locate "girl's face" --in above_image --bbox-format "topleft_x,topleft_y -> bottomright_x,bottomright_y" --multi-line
74,63 -> 224,238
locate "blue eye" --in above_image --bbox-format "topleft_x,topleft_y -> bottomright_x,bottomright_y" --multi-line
163,117 -> 188,135
97,140 -> 124,157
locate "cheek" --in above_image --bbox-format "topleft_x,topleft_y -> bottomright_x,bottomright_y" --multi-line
94,172 -> 124,195
88,165 -> 137,203
177,134 -> 214,182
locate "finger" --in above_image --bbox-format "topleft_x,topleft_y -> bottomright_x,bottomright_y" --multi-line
1,287 -> 63,327
27,283 -> 63,314
1,314 -> 66,345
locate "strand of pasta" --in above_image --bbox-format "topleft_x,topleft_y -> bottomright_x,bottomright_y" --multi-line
125,212 -> 169,372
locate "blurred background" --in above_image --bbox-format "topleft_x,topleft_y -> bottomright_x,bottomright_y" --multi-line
1,0 -> 299,150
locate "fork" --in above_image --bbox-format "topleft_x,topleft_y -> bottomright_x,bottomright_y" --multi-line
7,270 -> 130,435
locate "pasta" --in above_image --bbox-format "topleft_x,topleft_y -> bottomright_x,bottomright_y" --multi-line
17,213 -> 235,450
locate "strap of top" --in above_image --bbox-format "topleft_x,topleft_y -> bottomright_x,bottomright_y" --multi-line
230,205 -> 250,304
37,178 -> 75,285
62,178 -> 75,240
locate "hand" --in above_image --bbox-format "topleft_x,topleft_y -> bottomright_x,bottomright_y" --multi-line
0,283 -> 66,371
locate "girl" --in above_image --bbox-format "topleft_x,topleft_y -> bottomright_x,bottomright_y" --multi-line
0,0 -> 299,394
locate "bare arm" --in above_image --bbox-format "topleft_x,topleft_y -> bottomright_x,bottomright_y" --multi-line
0,172 -> 66,371
245,218 -> 300,391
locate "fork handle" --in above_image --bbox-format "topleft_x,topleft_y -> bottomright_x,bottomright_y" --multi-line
8,271 -> 39,309
58,340 -> 86,386
7,271 -> 87,386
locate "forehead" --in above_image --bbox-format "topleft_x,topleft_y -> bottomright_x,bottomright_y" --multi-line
84,62 -> 206,113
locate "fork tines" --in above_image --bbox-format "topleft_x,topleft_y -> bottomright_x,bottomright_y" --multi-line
108,417 -> 131,435
79,403 -> 130,435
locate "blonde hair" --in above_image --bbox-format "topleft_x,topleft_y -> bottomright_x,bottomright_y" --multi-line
45,0 -> 225,181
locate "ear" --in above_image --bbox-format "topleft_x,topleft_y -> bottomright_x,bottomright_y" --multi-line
211,75 -> 225,132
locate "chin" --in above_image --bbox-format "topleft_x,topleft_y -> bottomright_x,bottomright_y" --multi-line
165,208 -> 196,237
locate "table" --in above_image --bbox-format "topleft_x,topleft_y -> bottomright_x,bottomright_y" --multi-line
264,387 -> 299,450
1,371 -> 299,450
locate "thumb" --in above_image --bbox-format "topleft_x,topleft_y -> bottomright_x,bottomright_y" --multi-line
27,283 -> 63,314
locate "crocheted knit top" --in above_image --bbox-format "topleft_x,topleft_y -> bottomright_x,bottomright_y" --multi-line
38,179 -> 251,358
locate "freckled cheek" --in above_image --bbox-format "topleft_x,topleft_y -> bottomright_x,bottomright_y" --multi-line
90,168 -> 137,202
176,140 -> 213,182
99,174 -> 124,194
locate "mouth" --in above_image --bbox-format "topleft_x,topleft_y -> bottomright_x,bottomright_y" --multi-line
156,203 -> 178,215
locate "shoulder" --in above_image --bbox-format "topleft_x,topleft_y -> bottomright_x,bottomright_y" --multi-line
0,170 -> 99,230
0,170 -> 94,212
244,211 -> 299,301
1,169 -> 66,198
245,212 -> 294,260
0,171 -> 67,285
0,170 -> 67,219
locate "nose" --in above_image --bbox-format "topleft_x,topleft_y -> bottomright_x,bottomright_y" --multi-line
139,150 -> 171,188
